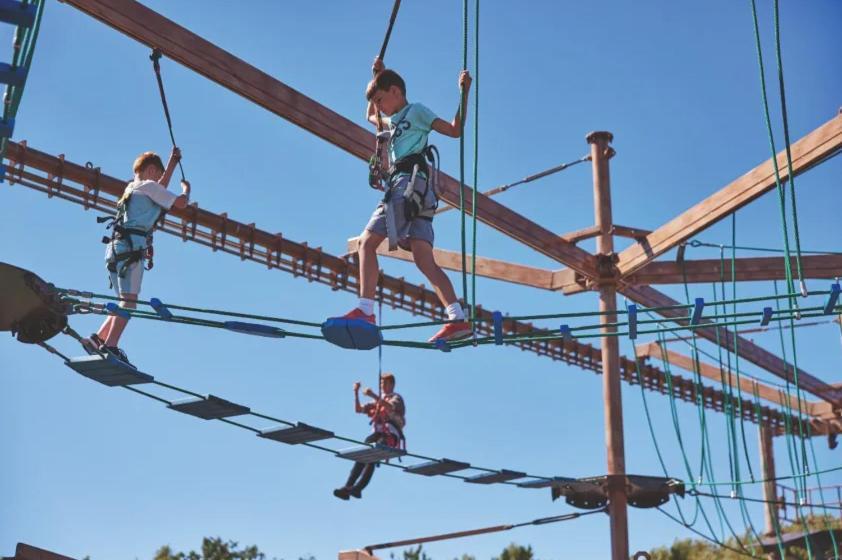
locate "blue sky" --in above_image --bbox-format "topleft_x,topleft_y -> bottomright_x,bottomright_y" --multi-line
2,1 -> 841,558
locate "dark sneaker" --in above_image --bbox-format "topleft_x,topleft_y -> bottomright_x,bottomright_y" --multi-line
333,487 -> 351,501
80,333 -> 104,356
104,346 -> 131,365
349,487 -> 362,499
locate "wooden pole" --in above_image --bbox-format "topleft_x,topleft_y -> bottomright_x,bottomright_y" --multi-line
759,424 -> 780,537
587,130 -> 629,559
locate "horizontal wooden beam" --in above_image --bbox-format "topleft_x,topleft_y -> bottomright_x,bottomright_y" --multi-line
62,0 -> 599,280
622,283 -> 842,408
636,342 -> 817,416
626,254 -> 842,285
346,237 -> 556,290
7,141 -> 828,434
616,113 -> 842,277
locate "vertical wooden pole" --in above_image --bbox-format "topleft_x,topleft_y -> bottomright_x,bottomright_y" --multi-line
759,424 -> 779,536
587,131 -> 629,560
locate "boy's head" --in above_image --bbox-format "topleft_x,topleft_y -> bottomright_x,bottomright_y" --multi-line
380,372 -> 396,394
132,151 -> 165,180
366,69 -> 406,116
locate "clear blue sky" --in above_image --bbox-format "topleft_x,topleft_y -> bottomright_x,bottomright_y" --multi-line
2,1 -> 841,558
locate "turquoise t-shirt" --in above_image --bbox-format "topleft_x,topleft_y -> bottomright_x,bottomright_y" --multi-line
384,102 -> 438,164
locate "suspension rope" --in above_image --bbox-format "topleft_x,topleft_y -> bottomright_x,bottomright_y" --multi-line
149,49 -> 186,181
469,0 -> 479,329
435,155 -> 589,215
376,0 -> 401,62
364,508 -> 605,553
458,0 -> 469,310
772,0 -> 806,294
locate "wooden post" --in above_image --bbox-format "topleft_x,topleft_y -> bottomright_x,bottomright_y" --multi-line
759,424 -> 779,537
588,131 -> 629,559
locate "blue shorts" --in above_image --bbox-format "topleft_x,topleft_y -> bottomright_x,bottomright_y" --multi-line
365,174 -> 436,250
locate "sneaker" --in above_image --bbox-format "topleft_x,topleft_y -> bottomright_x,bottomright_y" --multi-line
428,321 -> 472,343
337,307 -> 375,324
80,333 -> 104,356
333,487 -> 351,501
104,346 -> 131,365
349,487 -> 363,499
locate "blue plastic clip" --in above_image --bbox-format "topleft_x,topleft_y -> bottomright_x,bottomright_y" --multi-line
0,117 -> 15,138
149,297 -> 173,320
105,302 -> 130,319
760,307 -> 774,327
690,298 -> 705,326
824,283 -> 841,315
559,324 -> 572,341
627,304 -> 638,340
434,339 -> 451,353
224,321 -> 286,338
0,62 -> 27,87
492,311 -> 503,345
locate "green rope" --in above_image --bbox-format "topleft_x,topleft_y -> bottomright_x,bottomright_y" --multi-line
469,0 -> 479,328
748,0 -> 800,313
772,0 -> 806,295
728,216 -> 756,482
457,0 -> 469,309
806,426 -> 841,559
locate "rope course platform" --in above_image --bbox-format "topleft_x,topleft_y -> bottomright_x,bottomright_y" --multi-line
2,142 -> 837,435
36,335 -> 686,510
4,2 -> 842,557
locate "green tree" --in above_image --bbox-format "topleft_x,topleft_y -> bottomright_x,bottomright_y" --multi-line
153,537 -> 266,560
493,543 -> 534,560
647,515 -> 842,560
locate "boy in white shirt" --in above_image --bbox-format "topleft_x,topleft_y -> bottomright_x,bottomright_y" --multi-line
81,148 -> 190,362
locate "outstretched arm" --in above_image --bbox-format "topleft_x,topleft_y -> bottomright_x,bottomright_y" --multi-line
431,70 -> 472,138
354,382 -> 364,413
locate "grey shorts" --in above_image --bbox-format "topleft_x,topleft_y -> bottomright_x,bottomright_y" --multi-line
105,243 -> 144,296
364,174 -> 436,250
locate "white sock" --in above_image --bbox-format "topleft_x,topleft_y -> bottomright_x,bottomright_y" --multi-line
446,302 -> 465,321
358,298 -> 375,316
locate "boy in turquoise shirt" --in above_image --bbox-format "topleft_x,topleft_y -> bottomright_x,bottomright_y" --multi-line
332,58 -> 473,343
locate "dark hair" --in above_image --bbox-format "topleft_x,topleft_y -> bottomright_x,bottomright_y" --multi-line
366,69 -> 406,100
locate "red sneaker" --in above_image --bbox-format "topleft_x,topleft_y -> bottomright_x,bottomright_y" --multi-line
339,307 -> 375,324
428,321 -> 472,343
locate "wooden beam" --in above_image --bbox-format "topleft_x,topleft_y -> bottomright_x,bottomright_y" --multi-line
612,225 -> 651,241
622,284 -> 842,407
615,113 -> 842,277
626,254 -> 842,285
561,224 -> 602,244
346,237 -> 556,290
8,141 -> 832,436
759,425 -> 779,537
636,342 -> 816,415
61,0 -> 600,280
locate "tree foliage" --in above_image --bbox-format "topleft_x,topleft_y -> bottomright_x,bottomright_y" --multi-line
648,515 -> 842,560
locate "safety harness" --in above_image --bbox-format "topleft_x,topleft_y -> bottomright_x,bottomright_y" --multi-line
377,142 -> 440,251
98,190 -> 161,286
368,393 -> 406,451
